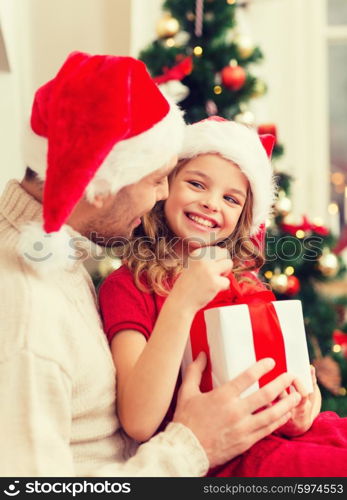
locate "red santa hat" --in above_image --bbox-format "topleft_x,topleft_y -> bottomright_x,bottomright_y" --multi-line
178,116 -> 275,235
19,51 -> 185,271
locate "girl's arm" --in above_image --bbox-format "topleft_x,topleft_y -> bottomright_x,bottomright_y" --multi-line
112,293 -> 195,442
112,247 -> 233,442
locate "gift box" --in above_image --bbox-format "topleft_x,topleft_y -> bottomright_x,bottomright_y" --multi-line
182,275 -> 313,398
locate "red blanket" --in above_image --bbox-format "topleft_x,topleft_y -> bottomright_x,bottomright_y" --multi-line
209,412 -> 347,477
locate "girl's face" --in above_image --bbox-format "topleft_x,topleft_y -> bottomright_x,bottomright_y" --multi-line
164,153 -> 249,249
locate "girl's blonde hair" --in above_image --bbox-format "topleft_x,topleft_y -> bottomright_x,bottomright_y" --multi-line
121,158 -> 265,296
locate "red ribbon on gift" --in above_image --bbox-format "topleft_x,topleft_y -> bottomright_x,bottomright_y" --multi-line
189,274 -> 288,392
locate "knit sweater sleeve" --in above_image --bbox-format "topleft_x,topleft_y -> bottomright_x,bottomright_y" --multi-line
0,239 -> 74,475
0,350 -> 74,476
92,423 -> 209,477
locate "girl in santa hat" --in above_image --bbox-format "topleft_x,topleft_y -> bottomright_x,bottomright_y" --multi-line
99,117 -> 347,477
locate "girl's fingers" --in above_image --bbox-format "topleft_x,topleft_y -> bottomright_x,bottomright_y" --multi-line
291,379 -> 309,408
278,390 -> 288,400
310,365 -> 317,385
291,378 -> 308,398
245,372 -> 296,413
251,392 -> 300,432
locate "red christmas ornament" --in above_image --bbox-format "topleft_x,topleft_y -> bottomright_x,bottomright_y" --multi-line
285,275 -> 301,296
221,65 -> 246,91
258,123 -> 277,142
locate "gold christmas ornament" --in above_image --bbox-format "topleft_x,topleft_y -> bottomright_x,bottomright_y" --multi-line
193,45 -> 203,56
285,266 -> 295,276
270,272 -> 288,294
165,38 -> 175,47
156,14 -> 180,38
236,34 -> 255,59
296,229 -> 305,239
251,79 -> 267,98
317,249 -> 339,277
213,85 -> 222,95
186,11 -> 195,21
275,191 -> 292,216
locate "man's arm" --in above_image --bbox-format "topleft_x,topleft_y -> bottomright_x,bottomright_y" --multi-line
0,350 -> 74,476
93,355 -> 300,476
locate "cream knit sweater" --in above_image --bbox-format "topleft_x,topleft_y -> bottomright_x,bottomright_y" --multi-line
0,180 -> 208,477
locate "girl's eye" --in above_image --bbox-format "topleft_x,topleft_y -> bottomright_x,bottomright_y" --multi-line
188,180 -> 204,189
224,195 -> 239,205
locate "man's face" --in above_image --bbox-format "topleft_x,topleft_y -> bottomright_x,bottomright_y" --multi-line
86,158 -> 177,244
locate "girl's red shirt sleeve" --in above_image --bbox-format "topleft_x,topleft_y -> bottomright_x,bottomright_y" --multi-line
98,265 -> 165,343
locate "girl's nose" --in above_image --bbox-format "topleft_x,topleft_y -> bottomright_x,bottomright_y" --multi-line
201,196 -> 218,212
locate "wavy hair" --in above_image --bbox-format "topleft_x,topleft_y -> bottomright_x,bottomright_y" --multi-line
120,158 -> 265,296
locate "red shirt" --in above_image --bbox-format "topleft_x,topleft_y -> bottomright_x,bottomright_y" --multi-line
99,265 -> 167,344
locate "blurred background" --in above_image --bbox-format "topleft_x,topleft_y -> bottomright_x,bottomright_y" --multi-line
1,0 -> 347,413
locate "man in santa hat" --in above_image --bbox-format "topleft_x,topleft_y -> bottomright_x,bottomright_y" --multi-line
0,52 -> 298,476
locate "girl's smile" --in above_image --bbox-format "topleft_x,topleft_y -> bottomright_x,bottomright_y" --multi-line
184,211 -> 219,231
164,153 -> 249,249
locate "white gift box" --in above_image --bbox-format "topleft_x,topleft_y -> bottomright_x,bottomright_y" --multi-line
182,300 -> 313,398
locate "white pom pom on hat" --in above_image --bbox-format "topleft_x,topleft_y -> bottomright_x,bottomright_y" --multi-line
178,116 -> 276,235
17,222 -> 77,274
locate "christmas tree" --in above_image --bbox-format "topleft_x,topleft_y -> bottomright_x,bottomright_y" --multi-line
140,0 -> 283,157
262,173 -> 347,415
138,0 -> 347,415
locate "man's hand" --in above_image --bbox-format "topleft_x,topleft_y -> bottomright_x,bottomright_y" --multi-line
173,353 -> 301,468
275,366 -> 321,438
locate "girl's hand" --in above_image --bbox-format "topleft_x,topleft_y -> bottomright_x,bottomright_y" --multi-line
275,366 -> 320,437
169,246 -> 233,315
